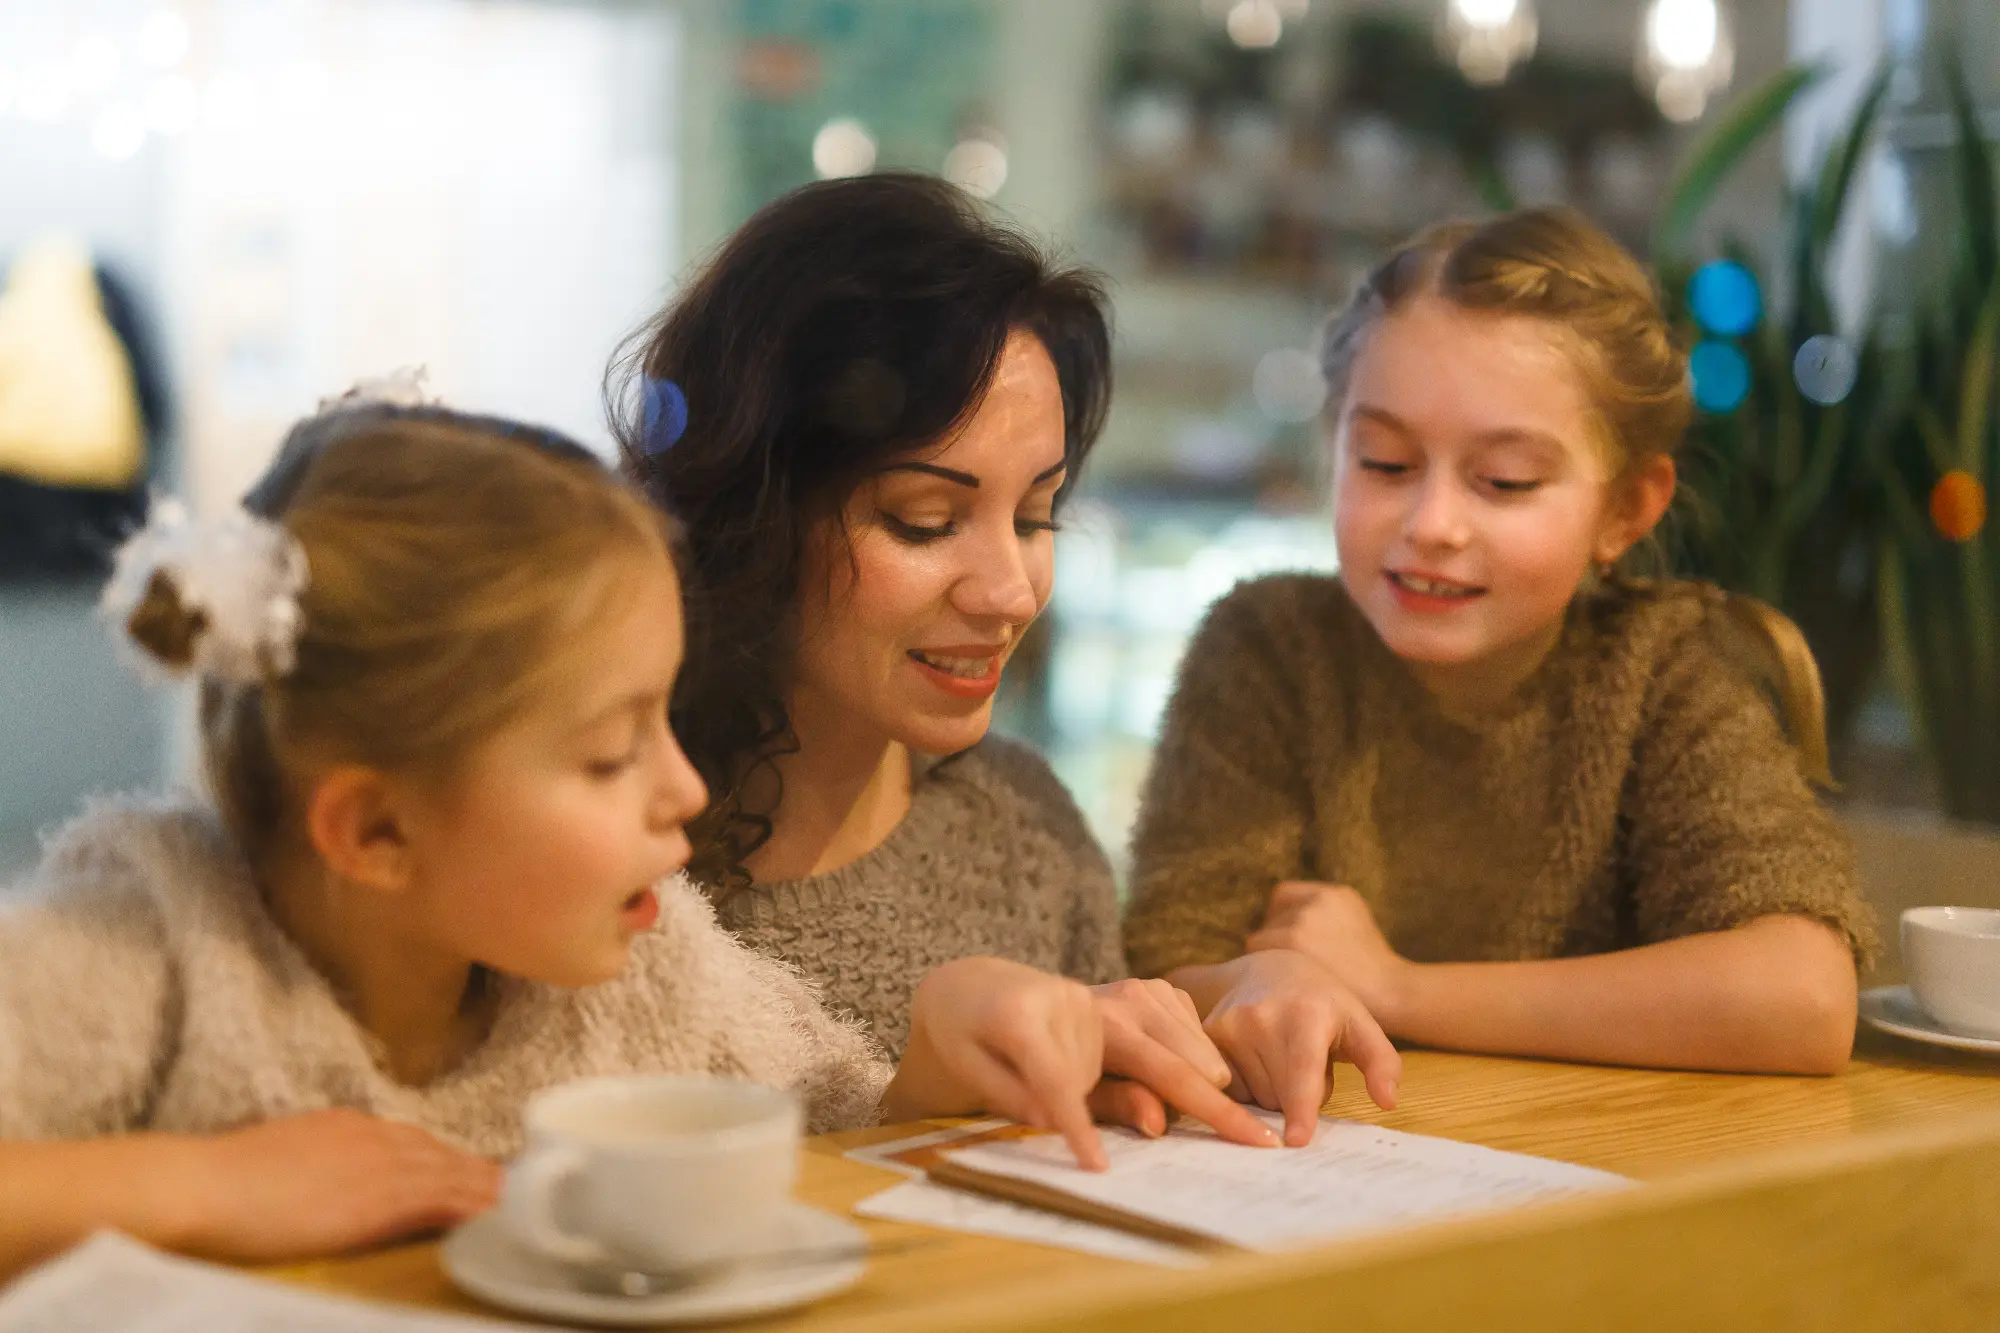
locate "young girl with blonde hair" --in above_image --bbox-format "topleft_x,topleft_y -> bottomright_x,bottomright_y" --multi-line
1124,207 -> 1876,1076
0,383 -> 1211,1281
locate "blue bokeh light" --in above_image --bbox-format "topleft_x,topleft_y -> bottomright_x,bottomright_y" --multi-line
641,377 -> 689,455
1688,261 -> 1762,337
1690,340 -> 1752,413
1793,334 -> 1859,406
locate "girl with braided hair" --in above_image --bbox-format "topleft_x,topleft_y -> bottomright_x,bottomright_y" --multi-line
1125,208 -> 1877,1076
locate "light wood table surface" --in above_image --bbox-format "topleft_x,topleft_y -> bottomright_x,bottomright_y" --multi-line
267,1028 -> 2000,1331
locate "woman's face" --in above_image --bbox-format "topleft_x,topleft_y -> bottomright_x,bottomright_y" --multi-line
793,330 -> 1067,756
1332,294 -> 1666,703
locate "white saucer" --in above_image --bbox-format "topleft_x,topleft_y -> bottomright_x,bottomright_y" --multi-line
441,1202 -> 866,1327
1859,985 -> 2000,1054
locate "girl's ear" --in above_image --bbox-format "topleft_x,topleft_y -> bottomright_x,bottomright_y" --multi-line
1593,454 -> 1677,565
303,766 -> 416,896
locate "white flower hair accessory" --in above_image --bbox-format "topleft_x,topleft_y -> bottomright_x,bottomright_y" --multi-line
101,497 -> 310,685
316,365 -> 438,413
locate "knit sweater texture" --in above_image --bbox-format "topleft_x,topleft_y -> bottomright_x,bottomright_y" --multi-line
713,735 -> 1125,1057
0,797 -> 890,1156
1124,575 -> 1877,976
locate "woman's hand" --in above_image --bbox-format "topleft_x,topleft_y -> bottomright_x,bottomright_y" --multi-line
888,957 -> 1109,1169
1173,950 -> 1401,1147
1087,978 -> 1280,1148
172,1109 -> 502,1263
1248,881 -> 1413,1023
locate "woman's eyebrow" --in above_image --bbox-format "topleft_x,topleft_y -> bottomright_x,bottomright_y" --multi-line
879,458 -> 1068,487
881,462 -> 981,487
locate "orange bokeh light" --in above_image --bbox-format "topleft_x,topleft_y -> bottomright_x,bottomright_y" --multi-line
1931,470 -> 1988,543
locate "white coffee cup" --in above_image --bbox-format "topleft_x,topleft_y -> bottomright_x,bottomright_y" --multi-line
1902,907 -> 2000,1038
502,1074 -> 802,1270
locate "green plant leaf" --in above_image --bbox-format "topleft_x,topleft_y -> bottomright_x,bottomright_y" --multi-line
1877,543 -> 1934,774
1958,277 -> 2000,475
1809,63 -> 1894,258
1943,57 -> 1998,312
1879,462 -> 1929,549
1962,537 -> 1998,728
1772,404 -> 1848,539
1468,153 -> 1517,212
1654,65 -> 1824,263
1913,396 -> 1957,476
1782,189 -> 1830,344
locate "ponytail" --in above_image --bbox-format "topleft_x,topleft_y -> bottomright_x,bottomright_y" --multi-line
1714,593 -> 1833,788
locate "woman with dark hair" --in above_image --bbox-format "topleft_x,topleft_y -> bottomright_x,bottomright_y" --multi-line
618,174 -> 1398,1145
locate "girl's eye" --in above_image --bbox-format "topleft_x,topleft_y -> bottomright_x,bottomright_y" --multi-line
881,513 -> 954,544
1015,517 -> 1060,537
586,738 -> 644,779
1485,477 -> 1542,494
1358,458 -> 1411,476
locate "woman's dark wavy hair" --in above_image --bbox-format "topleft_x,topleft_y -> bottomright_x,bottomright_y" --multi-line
609,173 -> 1113,896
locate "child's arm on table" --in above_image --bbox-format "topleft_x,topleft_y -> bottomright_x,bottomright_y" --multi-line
1250,641 -> 1868,1076
1252,886 -> 1854,1074
0,1112 -> 499,1282
0,865 -> 497,1281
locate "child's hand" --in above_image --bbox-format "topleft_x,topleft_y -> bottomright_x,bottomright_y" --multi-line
1201,950 -> 1402,1147
890,957 -> 1108,1169
1250,881 -> 1412,1021
1088,978 -> 1281,1147
173,1109 -> 502,1263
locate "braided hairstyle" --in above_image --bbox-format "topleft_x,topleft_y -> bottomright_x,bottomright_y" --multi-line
1318,206 -> 1830,784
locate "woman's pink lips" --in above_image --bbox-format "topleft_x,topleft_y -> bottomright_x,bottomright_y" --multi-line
908,648 -> 1005,700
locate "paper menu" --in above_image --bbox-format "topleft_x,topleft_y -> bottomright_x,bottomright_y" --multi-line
853,1178 -> 1208,1269
936,1109 -> 1630,1253
0,1232 -> 532,1333
845,1121 -> 1210,1268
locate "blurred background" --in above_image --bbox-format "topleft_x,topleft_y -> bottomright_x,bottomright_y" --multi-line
2,0 -> 1996,945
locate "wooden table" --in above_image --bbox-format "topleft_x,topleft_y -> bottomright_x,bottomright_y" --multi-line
269,1029 -> 2000,1332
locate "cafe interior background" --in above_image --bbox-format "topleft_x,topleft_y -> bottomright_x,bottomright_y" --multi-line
2,0 -> 1996,961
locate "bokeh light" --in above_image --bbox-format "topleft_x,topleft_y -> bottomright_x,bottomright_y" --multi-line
942,137 -> 1007,199
91,101 -> 148,160
811,118 -> 877,179
1793,334 -> 1858,406
1225,0 -> 1284,49
1252,348 -> 1327,423
1931,470 -> 1988,543
138,9 -> 192,70
71,35 -> 123,96
1647,0 -> 1719,71
147,75 -> 197,136
1688,260 -> 1761,337
1689,339 -> 1750,413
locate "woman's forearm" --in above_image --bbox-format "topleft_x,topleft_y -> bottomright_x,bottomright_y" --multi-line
0,1136 -> 201,1281
1379,917 -> 1857,1075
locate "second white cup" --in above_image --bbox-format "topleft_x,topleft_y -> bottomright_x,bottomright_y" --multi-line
1903,906 -> 2000,1038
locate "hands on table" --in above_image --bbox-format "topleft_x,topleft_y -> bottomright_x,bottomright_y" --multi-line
891,948 -> 1401,1168
1249,881 -> 1413,1023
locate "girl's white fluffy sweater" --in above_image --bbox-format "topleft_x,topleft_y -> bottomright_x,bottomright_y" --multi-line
0,796 -> 890,1156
